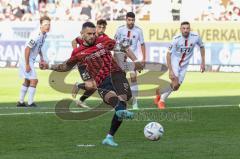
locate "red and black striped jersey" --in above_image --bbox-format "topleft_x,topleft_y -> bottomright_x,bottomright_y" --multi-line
69,34 -> 122,86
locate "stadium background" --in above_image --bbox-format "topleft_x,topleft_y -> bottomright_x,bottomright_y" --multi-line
0,0 -> 240,72
0,0 -> 240,159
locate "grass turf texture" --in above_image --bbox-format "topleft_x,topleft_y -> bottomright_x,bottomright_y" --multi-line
0,68 -> 239,159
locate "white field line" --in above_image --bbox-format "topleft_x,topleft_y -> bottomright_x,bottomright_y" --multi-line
76,144 -> 96,147
0,104 -> 237,116
0,104 -> 236,110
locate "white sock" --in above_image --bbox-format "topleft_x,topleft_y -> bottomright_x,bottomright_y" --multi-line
28,86 -> 36,105
19,85 -> 28,103
107,134 -> 113,138
130,82 -> 138,103
160,85 -> 173,102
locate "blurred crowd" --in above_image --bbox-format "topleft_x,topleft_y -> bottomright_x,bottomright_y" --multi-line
0,0 -> 151,21
0,0 -> 239,21
177,0 -> 240,21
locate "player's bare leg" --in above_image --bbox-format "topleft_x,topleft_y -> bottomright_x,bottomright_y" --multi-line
156,78 -> 180,109
130,72 -> 139,109
154,86 -> 166,109
72,79 -> 96,108
72,79 -> 96,98
28,79 -> 38,107
154,87 -> 161,104
17,79 -> 30,107
102,91 -> 134,146
72,82 -> 80,99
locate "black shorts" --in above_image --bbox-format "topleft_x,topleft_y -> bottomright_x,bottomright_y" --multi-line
77,64 -> 92,81
98,71 -> 132,102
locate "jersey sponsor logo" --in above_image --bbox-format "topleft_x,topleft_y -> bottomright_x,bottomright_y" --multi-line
96,43 -> 104,49
180,47 -> 191,53
85,49 -> 108,60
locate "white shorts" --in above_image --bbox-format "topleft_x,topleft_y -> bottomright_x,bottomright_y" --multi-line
171,59 -> 188,84
114,51 -> 135,73
19,61 -> 37,80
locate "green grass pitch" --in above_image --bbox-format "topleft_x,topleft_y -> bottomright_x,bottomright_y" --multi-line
0,68 -> 239,159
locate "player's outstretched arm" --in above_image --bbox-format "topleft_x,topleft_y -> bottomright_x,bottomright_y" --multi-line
45,44 -> 88,72
50,61 -> 75,72
42,59 -> 76,72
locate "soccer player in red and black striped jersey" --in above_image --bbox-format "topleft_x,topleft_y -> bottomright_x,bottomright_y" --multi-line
71,19 -> 108,108
43,22 -> 143,146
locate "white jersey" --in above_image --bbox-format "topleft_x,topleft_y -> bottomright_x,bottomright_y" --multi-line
114,25 -> 144,54
169,32 -> 204,67
19,30 -> 47,64
19,30 -> 47,79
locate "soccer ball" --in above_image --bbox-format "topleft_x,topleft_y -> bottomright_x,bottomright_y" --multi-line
144,122 -> 164,141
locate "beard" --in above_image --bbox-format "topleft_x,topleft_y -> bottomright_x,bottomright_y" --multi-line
127,24 -> 134,29
182,32 -> 189,38
85,39 -> 95,46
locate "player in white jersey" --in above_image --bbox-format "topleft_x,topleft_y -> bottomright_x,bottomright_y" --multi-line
17,16 -> 51,107
154,21 -> 205,109
114,12 -> 146,109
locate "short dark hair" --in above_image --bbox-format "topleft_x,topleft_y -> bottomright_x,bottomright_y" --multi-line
82,22 -> 96,30
40,16 -> 51,24
126,12 -> 135,18
181,21 -> 190,26
97,19 -> 107,26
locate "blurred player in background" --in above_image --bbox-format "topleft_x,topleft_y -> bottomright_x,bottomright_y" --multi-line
114,12 -> 146,109
154,21 -> 205,109
71,19 -> 108,108
17,16 -> 51,107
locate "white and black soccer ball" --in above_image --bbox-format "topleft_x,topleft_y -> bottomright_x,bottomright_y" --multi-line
144,122 -> 164,141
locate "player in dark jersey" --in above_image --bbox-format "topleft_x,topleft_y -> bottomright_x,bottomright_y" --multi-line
42,22 -> 143,146
71,19 -> 108,108
71,19 -> 140,108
